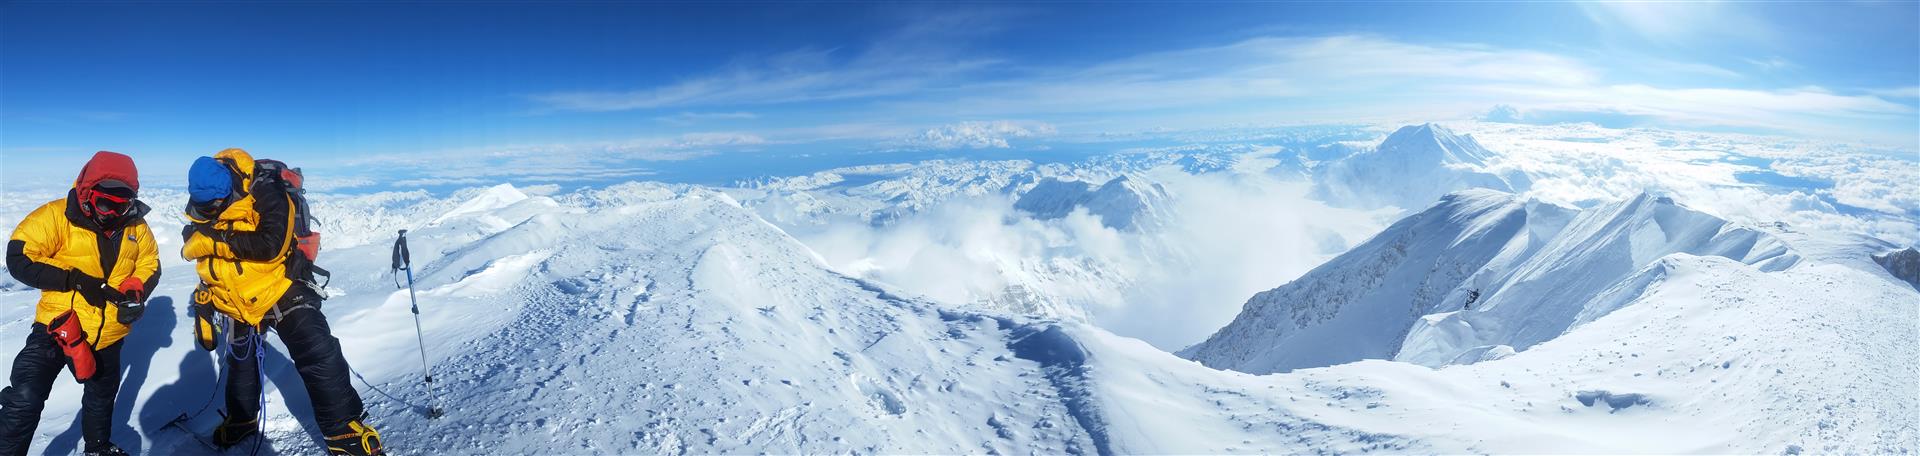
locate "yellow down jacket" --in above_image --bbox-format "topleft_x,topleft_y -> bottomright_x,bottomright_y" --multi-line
182,148 -> 300,327
8,197 -> 159,348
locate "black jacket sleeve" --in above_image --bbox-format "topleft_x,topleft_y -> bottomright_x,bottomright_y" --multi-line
217,182 -> 292,262
139,264 -> 161,301
6,240 -> 72,291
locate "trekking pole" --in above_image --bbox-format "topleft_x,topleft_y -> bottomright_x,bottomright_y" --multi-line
392,230 -> 445,419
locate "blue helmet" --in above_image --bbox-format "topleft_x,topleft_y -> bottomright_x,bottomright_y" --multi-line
187,156 -> 233,205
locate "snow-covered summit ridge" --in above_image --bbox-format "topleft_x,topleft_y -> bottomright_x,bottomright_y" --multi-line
1396,191 -> 1806,365
1182,187 -> 1888,374
1180,188 -> 1559,373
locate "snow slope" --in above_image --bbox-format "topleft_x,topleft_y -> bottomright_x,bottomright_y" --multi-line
1398,192 -> 1804,366
0,183 -> 1086,454
1096,253 -> 1915,453
1181,189 -> 1571,373
0,176 -> 1911,454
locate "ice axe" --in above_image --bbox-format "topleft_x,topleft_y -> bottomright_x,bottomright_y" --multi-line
392,229 -> 446,419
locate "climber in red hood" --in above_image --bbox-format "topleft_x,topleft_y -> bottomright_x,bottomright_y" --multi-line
1,151 -> 160,456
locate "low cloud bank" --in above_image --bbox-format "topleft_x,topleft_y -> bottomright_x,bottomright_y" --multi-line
789,166 -> 1387,350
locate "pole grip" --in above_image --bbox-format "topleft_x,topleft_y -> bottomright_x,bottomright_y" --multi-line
392,229 -> 413,271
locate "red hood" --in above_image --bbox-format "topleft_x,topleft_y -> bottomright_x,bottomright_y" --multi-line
73,151 -> 139,193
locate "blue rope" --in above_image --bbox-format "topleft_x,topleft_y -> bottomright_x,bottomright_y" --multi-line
251,326 -> 265,456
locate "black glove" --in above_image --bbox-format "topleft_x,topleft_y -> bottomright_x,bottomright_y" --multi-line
116,300 -> 145,324
180,223 -> 212,243
101,286 -> 132,305
65,270 -> 110,308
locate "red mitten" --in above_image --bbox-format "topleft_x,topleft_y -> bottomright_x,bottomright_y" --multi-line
115,277 -> 145,304
47,311 -> 96,382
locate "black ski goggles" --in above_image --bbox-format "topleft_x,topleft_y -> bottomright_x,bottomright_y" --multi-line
186,196 -> 229,221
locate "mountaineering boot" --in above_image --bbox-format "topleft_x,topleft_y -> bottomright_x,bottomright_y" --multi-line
324,419 -> 385,455
211,412 -> 258,448
82,440 -> 128,456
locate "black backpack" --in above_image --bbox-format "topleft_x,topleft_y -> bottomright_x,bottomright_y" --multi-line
251,159 -> 329,285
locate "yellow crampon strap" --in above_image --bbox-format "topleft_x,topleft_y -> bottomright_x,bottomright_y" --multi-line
325,420 -> 384,456
212,414 -> 259,446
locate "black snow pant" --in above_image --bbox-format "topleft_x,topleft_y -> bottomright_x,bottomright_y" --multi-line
225,286 -> 366,438
0,325 -> 124,456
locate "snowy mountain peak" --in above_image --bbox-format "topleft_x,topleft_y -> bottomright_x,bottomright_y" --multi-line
1618,190 -> 1682,213
1377,123 -> 1492,165
1014,175 -> 1170,231
1085,175 -> 1171,231
1012,177 -> 1095,219
430,183 -> 533,226
1312,123 -> 1525,211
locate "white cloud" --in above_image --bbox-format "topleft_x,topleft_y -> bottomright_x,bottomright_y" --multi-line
302,175 -> 377,192
654,111 -> 760,125
785,165 -> 1387,349
1460,121 -> 1920,244
528,10 -> 1009,113
339,131 -> 774,187
514,18 -> 1918,150
1865,86 -> 1920,99
889,120 -> 1057,150
527,34 -> 1597,117
357,131 -> 769,167
890,35 -> 1599,118
1631,56 -> 1746,79
670,131 -> 767,148
1476,85 -> 1914,138
1579,2 -> 1778,45
527,47 -> 995,112
1744,56 -> 1799,71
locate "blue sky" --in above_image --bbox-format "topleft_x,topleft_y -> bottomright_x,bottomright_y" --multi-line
3,2 -> 1915,191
